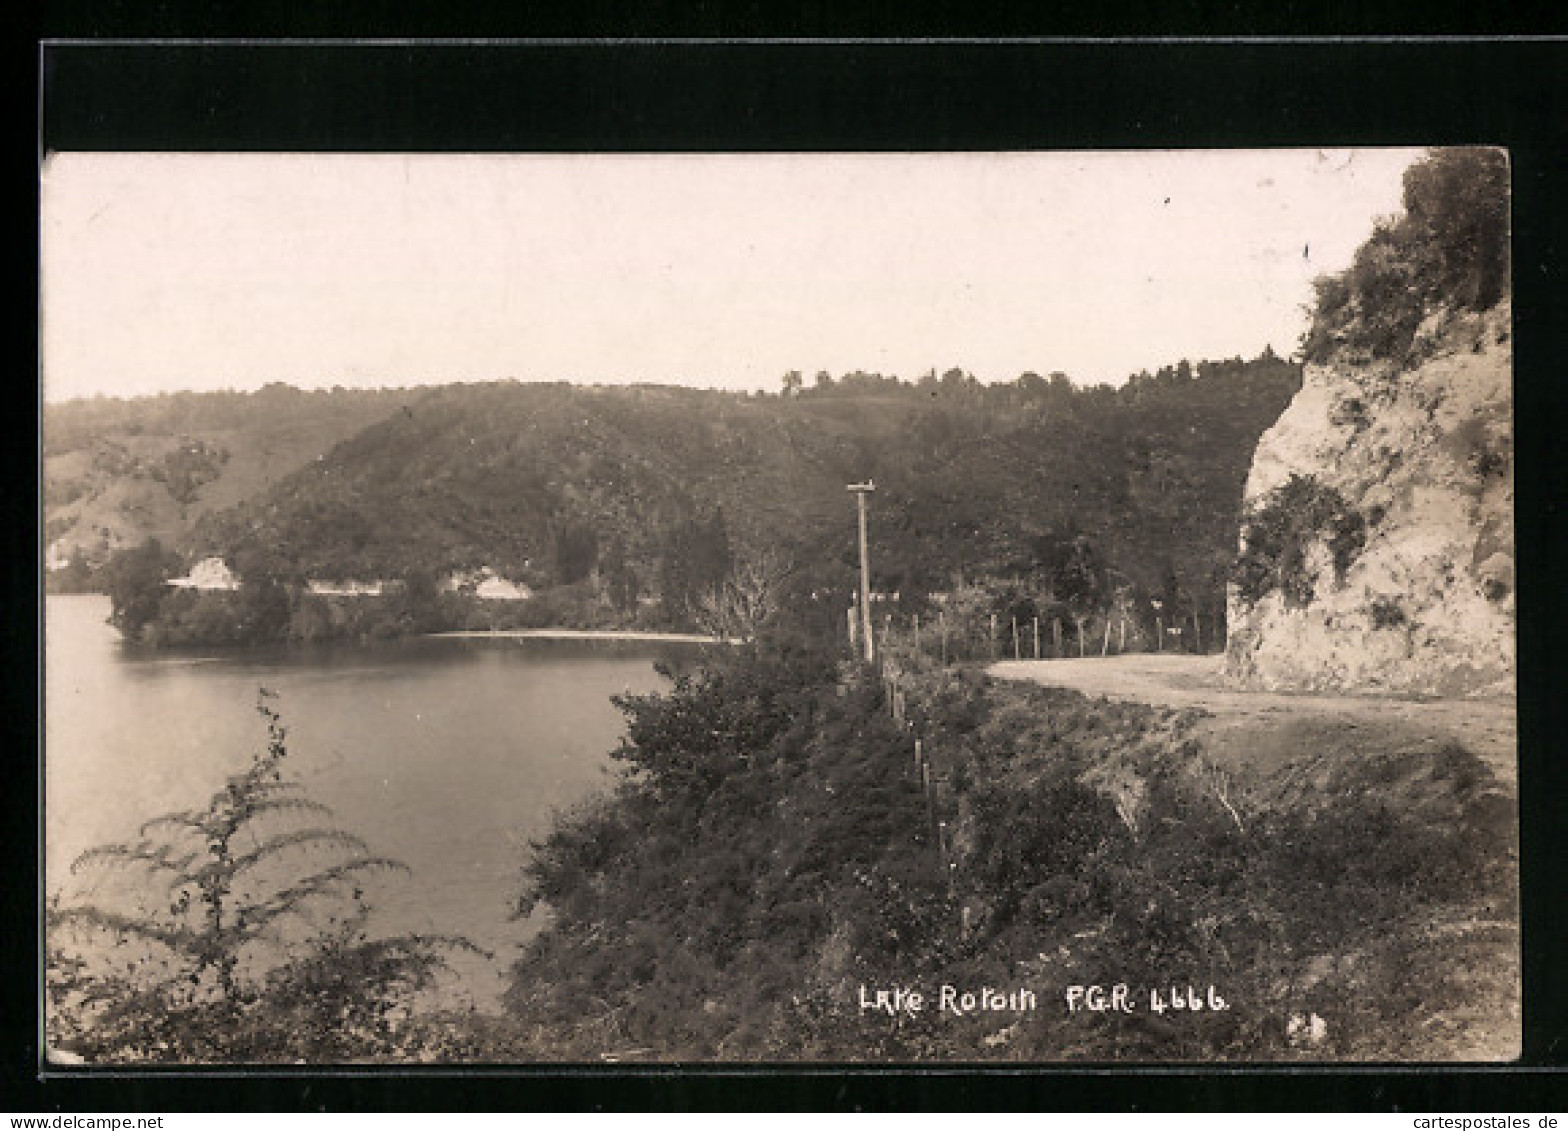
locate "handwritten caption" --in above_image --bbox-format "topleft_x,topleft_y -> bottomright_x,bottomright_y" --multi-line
858,982 -> 1229,1018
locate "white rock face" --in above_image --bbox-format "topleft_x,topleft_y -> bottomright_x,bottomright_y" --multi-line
1226,303 -> 1514,697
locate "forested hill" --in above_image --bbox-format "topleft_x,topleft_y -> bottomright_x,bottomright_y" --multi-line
167,355 -> 1299,636
43,383 -> 418,584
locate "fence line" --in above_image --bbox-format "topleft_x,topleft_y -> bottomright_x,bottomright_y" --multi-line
854,603 -> 1226,668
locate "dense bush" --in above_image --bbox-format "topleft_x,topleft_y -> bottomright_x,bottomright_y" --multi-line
1300,148 -> 1509,364
496,646 -> 1513,1062
100,537 -> 184,641
149,440 -> 229,505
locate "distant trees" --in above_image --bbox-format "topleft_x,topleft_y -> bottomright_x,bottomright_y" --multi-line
598,537 -> 640,614
656,510 -> 733,629
101,537 -> 181,642
551,519 -> 600,585
46,548 -> 97,595
78,348 -> 1304,649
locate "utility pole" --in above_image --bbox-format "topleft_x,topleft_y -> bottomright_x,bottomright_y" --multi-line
848,481 -> 876,663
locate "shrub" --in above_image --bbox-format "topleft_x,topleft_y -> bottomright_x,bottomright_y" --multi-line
1369,596 -> 1407,629
47,690 -> 478,1063
1300,148 -> 1510,365
1231,475 -> 1366,607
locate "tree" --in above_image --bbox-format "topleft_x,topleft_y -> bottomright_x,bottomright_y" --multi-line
1015,371 -> 1047,397
691,545 -> 791,643
657,509 -> 733,628
1401,146 -> 1510,311
552,519 -> 600,585
234,575 -> 292,642
47,690 -> 478,1063
599,537 -> 639,613
100,537 -> 180,642
780,370 -> 804,397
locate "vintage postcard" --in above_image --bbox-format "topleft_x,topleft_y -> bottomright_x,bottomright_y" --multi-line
41,146 -> 1517,1065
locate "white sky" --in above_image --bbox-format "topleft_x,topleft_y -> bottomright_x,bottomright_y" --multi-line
40,149 -> 1424,402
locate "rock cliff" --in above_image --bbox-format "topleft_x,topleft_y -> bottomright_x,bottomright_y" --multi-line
1225,301 -> 1513,696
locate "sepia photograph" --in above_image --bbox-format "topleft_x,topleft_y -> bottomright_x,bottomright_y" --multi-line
40,145 -> 1517,1066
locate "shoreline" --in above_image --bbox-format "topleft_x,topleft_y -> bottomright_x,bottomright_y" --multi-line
426,629 -> 740,645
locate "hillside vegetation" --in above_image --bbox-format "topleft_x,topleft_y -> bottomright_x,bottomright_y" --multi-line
44,384 -> 416,586
496,640 -> 1516,1061
72,356 -> 1300,647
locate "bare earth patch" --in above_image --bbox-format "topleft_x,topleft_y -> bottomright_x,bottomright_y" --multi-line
990,654 -> 1516,784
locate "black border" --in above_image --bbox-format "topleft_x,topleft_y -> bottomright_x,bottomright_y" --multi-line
21,39 -> 1568,1112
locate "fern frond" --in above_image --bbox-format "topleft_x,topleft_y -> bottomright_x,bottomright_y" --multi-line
139,812 -> 212,838
244,857 -> 411,928
230,829 -> 373,876
238,797 -> 336,822
71,841 -> 190,876
51,905 -> 199,951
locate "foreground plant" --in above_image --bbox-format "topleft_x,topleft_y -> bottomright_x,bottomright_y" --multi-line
47,688 -> 482,1063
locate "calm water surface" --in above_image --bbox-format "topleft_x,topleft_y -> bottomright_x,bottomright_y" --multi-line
45,594 -> 684,1008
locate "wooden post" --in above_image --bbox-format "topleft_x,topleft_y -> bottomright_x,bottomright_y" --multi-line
1101,615 -> 1112,656
1033,616 -> 1040,659
1118,616 -> 1127,654
1193,607 -> 1203,653
921,758 -> 939,858
1156,615 -> 1164,651
989,613 -> 998,658
1052,617 -> 1062,657
1012,616 -> 1020,660
913,613 -> 921,656
847,605 -> 857,654
914,737 -> 923,776
848,482 -> 876,663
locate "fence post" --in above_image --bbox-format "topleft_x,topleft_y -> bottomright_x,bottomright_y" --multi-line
989,613 -> 998,659
1011,616 -> 1020,660
1033,616 -> 1040,658
922,758 -> 940,863
1052,617 -> 1062,657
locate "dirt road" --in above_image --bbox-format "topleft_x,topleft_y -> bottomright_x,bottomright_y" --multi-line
989,654 -> 1517,784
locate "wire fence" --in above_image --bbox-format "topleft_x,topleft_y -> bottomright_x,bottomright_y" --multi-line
849,601 -> 1226,669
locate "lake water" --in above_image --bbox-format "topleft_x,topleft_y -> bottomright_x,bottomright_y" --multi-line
44,594 -> 687,1009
